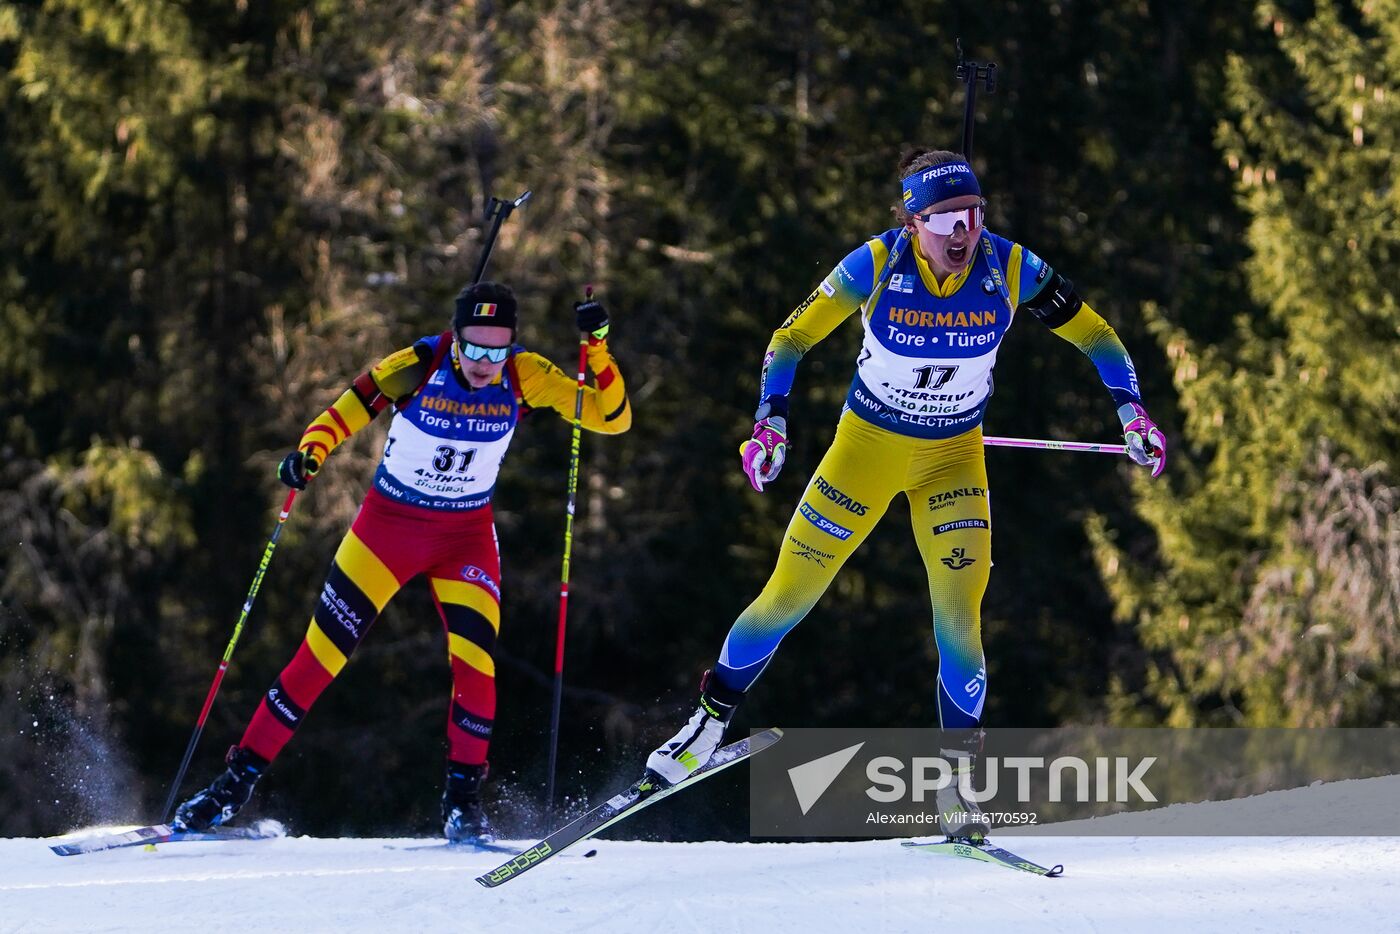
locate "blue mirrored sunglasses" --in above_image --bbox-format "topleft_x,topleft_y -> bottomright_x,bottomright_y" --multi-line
458,339 -> 511,364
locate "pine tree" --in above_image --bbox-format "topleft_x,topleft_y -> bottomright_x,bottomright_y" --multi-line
1097,0 -> 1400,726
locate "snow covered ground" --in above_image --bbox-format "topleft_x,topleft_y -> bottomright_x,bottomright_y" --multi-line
6,830 -> 1399,933
7,776 -> 1400,933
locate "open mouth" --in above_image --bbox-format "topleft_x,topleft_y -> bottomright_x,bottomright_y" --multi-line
946,243 -> 969,264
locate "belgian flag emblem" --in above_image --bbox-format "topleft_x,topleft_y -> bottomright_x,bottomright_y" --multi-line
475,302 -> 498,317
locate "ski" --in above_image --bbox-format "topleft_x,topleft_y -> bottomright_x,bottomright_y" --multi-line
50,822 -> 281,857
901,839 -> 1063,877
388,840 -> 524,855
476,727 -> 784,888
387,840 -> 600,857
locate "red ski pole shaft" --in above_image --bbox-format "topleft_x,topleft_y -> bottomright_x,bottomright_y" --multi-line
545,288 -> 591,829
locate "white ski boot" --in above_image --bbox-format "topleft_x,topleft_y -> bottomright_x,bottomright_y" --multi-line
644,670 -> 744,787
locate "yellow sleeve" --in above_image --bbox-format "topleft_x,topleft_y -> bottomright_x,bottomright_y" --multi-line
759,237 -> 882,401
514,342 -> 631,434
297,343 -> 429,466
1047,303 -> 1143,406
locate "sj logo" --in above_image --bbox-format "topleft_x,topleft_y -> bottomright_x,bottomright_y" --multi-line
940,547 -> 976,570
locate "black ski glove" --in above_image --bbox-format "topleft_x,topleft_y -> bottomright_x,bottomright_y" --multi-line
277,450 -> 321,490
574,299 -> 610,340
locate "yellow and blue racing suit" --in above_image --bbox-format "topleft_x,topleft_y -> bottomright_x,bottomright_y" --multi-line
716,228 -> 1141,728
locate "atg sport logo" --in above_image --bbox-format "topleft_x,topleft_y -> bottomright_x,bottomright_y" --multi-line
799,502 -> 854,541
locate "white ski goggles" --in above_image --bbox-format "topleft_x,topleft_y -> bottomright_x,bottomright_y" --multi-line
458,339 -> 511,364
914,199 -> 986,236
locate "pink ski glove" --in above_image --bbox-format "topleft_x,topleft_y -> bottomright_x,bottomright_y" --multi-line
1117,403 -> 1167,478
740,417 -> 787,492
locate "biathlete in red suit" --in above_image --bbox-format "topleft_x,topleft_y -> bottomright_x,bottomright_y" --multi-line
174,282 -> 630,843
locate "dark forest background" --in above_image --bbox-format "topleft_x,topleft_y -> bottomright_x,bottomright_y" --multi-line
2,0 -> 1396,839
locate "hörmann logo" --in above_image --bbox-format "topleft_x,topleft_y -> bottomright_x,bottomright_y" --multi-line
888,308 -> 997,328
419,397 -> 513,417
813,476 -> 868,516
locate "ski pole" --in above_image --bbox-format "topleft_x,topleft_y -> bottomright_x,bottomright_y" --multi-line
472,190 -> 532,284
982,436 -> 1129,455
160,488 -> 299,822
158,190 -> 532,822
954,39 -> 997,160
870,43 -> 1000,299
544,286 -> 592,830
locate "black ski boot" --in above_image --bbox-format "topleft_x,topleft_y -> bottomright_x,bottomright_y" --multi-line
935,727 -> 991,843
173,746 -> 268,832
442,762 -> 494,844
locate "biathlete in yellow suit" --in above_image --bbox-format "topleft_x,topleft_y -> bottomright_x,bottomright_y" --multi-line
644,149 -> 1167,841
174,282 -> 630,844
